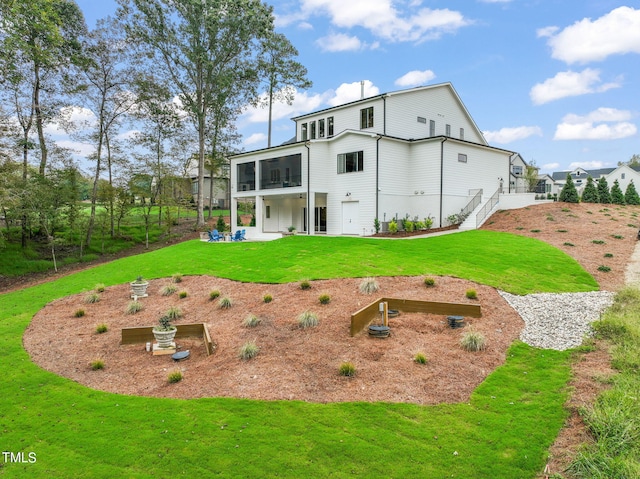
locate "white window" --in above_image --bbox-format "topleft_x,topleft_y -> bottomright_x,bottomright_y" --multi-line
319,119 -> 325,138
327,117 -> 334,136
622,173 -> 626,179
310,121 -> 316,139
429,120 -> 436,137
460,128 -> 464,140
191,181 -> 198,194
446,124 -> 451,136
301,123 -> 307,141
513,165 -> 523,176
338,151 -> 364,173
360,107 -> 374,129
417,116 -> 426,124
458,153 -> 467,163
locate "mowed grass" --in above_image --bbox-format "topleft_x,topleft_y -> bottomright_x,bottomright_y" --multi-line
0,230 -> 594,478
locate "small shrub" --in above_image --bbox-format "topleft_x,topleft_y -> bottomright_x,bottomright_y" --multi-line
165,306 -> 183,320
611,234 -> 624,239
628,223 -> 636,228
298,310 -> 319,329
318,293 -> 331,304
515,226 -> 524,230
530,229 -> 541,233
339,361 -> 356,377
126,301 -> 143,315
209,289 -> 221,300
95,323 -> 108,334
74,309 -> 85,318
592,239 -> 605,244
219,296 -> 233,309
561,207 -> 570,212
598,265 -> 611,272
95,283 -> 105,293
604,253 -> 614,258
167,370 -> 183,383
171,273 -> 183,283
90,359 -> 105,370
161,284 -> 177,296
564,242 -> 575,247
178,290 -> 188,299
84,293 -> 100,304
460,329 -> 486,352
465,289 -> 478,300
239,341 -> 259,360
556,229 -> 568,233
299,280 -> 311,290
424,277 -> 436,287
414,352 -> 428,364
263,293 -> 273,303
359,277 -> 379,294
243,315 -> 261,328
388,220 -> 398,234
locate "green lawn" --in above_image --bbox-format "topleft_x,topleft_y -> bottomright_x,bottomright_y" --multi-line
0,231 -> 596,478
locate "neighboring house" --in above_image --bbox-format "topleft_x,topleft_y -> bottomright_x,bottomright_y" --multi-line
549,165 -> 640,196
229,82 -> 520,236
509,153 -> 536,193
188,160 -> 230,210
535,174 -> 554,195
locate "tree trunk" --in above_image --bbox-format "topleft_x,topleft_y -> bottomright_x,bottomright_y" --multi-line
34,62 -> 48,176
106,133 -> 115,238
267,81 -> 274,148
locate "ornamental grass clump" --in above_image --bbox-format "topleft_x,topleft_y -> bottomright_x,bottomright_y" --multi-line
339,362 -> 356,377
126,301 -> 143,315
209,289 -> 221,300
359,277 -> 379,294
299,280 -> 311,290
219,296 -> 233,309
74,309 -> 85,318
414,352 -> 428,364
84,293 -> 100,304
165,306 -> 183,320
171,273 -> 183,283
243,315 -> 261,328
298,311 -> 319,329
161,284 -> 177,296
178,290 -> 188,299
90,359 -> 105,371
460,329 -> 486,352
95,324 -> 108,334
424,277 -> 436,287
239,341 -> 259,360
263,293 -> 273,303
167,370 -> 183,383
95,283 -> 105,293
318,293 -> 331,304
465,289 -> 478,300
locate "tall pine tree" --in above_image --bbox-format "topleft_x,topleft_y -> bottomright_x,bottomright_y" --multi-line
610,179 -> 625,204
597,177 -> 611,204
581,176 -> 599,203
559,174 -> 579,203
625,181 -> 640,205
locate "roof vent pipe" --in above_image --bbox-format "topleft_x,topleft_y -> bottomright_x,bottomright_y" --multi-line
361,80 -> 364,99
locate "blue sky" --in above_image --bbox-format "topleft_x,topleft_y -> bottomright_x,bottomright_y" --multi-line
73,0 -> 640,174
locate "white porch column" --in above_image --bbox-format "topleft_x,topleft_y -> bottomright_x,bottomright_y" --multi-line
307,192 -> 315,235
230,196 -> 238,234
255,195 -> 264,234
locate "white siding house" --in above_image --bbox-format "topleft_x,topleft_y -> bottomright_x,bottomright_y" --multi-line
230,82 -> 519,236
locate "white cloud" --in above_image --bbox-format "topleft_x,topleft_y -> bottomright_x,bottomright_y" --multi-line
554,108 -> 637,140
280,0 -> 471,43
530,68 -> 621,105
569,161 -> 607,169
54,139 -> 95,157
316,33 -> 365,52
328,80 -> 380,106
536,26 -> 558,38
394,69 -> 436,87
541,162 -> 560,171
479,0 -> 512,3
244,133 -> 268,146
482,126 -> 543,144
242,88 -> 330,124
116,130 -> 140,141
298,21 -> 314,30
543,6 -> 640,64
45,106 -> 97,135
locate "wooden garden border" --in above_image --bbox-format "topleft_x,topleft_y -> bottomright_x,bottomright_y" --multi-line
121,323 -> 215,356
350,297 -> 482,336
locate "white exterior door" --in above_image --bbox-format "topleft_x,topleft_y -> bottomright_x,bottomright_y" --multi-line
342,201 -> 360,235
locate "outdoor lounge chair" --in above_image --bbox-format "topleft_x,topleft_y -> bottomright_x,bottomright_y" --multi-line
231,230 -> 242,241
240,229 -> 246,241
208,229 -> 221,242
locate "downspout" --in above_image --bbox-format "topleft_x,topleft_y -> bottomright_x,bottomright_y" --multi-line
305,141 -> 311,235
440,137 -> 447,228
376,135 -> 382,220
382,95 -> 387,135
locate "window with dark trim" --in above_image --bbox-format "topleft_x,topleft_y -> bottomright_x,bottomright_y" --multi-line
310,121 -> 316,139
265,205 -> 270,219
458,153 -> 467,163
319,119 -> 325,138
360,107 -> 374,129
417,116 -> 426,124
237,162 -> 256,191
338,151 -> 364,173
327,117 -> 334,136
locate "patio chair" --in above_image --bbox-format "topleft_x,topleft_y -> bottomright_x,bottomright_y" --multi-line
231,230 -> 242,241
208,229 -> 221,242
240,229 -> 246,241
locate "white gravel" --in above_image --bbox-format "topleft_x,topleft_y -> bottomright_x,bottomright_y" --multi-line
498,290 -> 616,351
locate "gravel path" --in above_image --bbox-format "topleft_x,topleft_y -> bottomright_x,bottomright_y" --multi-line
500,240 -> 640,351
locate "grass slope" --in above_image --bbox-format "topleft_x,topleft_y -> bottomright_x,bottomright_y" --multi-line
0,230 -> 593,478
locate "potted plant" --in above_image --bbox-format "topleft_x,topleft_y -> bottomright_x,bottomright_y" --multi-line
152,315 -> 177,348
130,276 -> 149,298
